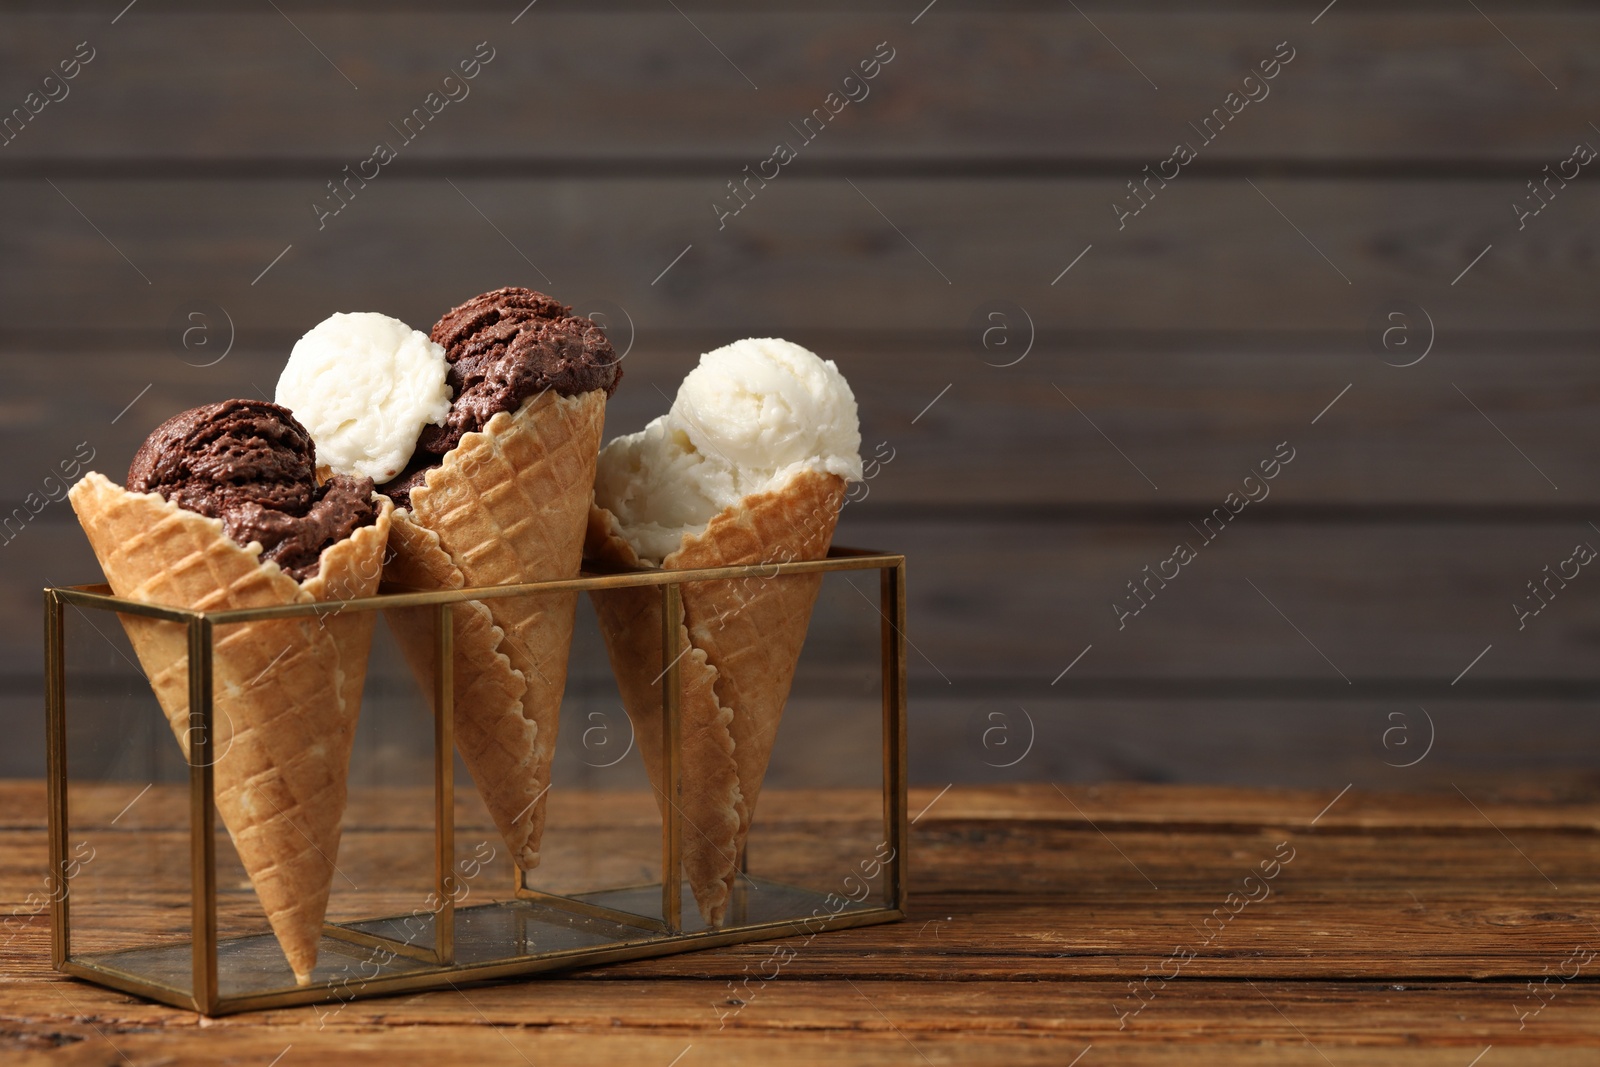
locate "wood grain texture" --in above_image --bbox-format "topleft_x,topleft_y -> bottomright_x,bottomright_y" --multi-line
1,9 -> 1597,164
3,783 -> 1599,1062
0,178 -> 1591,333
4,338 -> 1599,509
832,517 -> 1600,684
12,514 -> 1600,675
13,679 -> 1600,791
13,517 -> 1600,679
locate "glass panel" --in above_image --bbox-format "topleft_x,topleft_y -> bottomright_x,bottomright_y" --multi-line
746,566 -> 894,918
59,598 -> 192,1000
459,586 -> 668,962
660,563 -> 894,940
199,604 -> 449,1002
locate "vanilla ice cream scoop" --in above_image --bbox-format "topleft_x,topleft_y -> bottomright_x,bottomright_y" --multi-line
275,312 -> 451,483
595,337 -> 861,562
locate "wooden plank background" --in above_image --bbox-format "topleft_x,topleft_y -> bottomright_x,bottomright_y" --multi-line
1,1 -> 1596,786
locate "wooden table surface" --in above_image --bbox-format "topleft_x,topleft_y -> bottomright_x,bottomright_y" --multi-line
3,780 -> 1598,1065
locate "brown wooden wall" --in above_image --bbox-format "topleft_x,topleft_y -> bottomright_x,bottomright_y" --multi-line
3,1 -> 1597,788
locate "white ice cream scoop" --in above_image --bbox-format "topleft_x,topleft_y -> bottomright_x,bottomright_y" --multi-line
276,312 -> 451,483
595,337 -> 861,562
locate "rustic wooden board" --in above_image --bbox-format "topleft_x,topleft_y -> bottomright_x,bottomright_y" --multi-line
3,783 -> 1598,1062
11,517 -> 1600,678
5,338 -> 1600,509
11,477 -> 1600,779
11,679 -> 1600,790
902,698 -> 1600,793
0,178 -> 1592,333
10,780 -> 1597,978
2,1006 -> 1595,1067
14,827 -> 1596,979
2,9 -> 1597,164
829,517 -> 1600,684
17,780 -> 1600,833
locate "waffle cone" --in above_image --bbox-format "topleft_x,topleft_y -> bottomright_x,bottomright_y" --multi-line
383,510 -> 534,863
583,517 -> 743,925
384,389 -> 606,869
586,468 -> 846,925
67,472 -> 392,985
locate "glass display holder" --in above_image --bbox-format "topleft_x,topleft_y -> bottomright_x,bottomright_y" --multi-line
43,548 -> 907,1015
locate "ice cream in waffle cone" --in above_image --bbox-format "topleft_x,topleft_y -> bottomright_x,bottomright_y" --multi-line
68,400 -> 391,985
277,295 -> 621,869
588,338 -> 860,925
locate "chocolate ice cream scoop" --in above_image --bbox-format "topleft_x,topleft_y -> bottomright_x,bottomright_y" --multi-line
384,287 -> 622,507
128,399 -> 378,581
